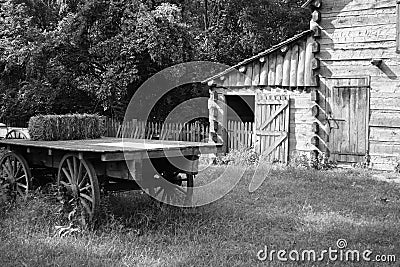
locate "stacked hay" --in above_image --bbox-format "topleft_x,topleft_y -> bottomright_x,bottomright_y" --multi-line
28,114 -> 104,141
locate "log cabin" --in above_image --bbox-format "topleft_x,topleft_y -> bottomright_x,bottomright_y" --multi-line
204,0 -> 400,170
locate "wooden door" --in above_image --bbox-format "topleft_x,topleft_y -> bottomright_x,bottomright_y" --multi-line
255,93 -> 289,163
326,78 -> 369,163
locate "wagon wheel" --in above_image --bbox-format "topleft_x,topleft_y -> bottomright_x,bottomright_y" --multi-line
57,154 -> 100,224
0,151 -> 31,200
148,172 -> 194,206
5,129 -> 30,139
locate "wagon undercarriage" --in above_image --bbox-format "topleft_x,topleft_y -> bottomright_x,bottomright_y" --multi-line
0,138 -> 220,223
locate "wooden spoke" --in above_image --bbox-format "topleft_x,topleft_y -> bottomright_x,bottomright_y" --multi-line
77,161 -> 83,185
5,129 -> 29,140
15,175 -> 26,182
0,151 -> 31,199
78,172 -> 89,188
3,162 -> 12,178
16,182 -> 28,190
147,173 -> 194,206
62,167 -> 73,184
73,157 -> 78,182
80,193 -> 93,203
79,184 -> 92,192
14,162 -> 22,178
66,159 -> 74,183
57,154 -> 100,223
59,181 -> 71,188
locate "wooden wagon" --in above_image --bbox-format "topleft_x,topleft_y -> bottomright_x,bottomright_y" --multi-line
0,138 -> 221,221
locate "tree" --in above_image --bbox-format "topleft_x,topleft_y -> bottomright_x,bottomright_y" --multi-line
0,0 -> 309,123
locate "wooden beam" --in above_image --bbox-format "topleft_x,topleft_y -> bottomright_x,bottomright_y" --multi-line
397,1 -> 400,53
312,58 -> 320,70
312,122 -> 319,134
311,136 -> 319,146
280,45 -> 289,53
259,58 -> 268,86
297,42 -> 306,87
259,101 -> 289,130
312,27 -> 321,38
312,10 -> 321,23
304,36 -> 314,86
282,48 -> 291,87
311,0 -> 322,9
312,105 -> 319,117
290,44 -> 299,87
312,42 -> 320,53
311,89 -> 319,101
268,54 -> 276,86
275,53 -> 284,86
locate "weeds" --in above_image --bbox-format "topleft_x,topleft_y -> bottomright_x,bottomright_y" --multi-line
214,147 -> 259,166
353,154 -> 371,169
291,152 -> 337,170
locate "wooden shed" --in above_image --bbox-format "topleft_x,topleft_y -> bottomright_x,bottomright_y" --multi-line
205,0 -> 400,170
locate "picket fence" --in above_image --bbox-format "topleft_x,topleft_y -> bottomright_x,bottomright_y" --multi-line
104,118 -> 255,150
104,119 -> 210,143
227,121 -> 255,150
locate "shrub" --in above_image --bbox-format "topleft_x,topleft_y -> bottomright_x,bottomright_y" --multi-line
28,114 -> 104,141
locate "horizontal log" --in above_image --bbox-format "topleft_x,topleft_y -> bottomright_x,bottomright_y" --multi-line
320,25 -> 396,45
370,97 -> 400,111
370,127 -> 400,142
370,142 -> 400,156
370,111 -> 400,127
321,10 -> 396,30
320,0 -> 395,14
318,66 -> 393,79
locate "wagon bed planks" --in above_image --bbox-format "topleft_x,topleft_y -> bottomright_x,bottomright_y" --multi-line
0,138 -> 221,160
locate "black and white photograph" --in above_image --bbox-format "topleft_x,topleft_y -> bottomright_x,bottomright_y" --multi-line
0,0 -> 399,266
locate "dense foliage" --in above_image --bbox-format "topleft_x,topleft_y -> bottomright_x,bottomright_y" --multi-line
0,0 -> 309,123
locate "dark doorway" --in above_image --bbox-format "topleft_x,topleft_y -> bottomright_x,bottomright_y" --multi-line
225,95 -> 255,122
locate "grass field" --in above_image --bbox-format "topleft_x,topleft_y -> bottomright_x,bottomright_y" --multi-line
1,165 -> 400,266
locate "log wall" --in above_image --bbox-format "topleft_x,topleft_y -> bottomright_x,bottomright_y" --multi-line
311,0 -> 400,170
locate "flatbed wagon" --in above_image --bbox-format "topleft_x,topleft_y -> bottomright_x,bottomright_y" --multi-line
0,138 -> 221,221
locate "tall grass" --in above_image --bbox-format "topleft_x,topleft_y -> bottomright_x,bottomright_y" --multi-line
1,166 -> 400,266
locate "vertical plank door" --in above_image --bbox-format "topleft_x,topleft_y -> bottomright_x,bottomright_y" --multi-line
255,93 -> 290,164
326,77 -> 369,163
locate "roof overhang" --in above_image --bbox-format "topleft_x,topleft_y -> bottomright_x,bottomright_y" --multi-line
203,30 -> 314,84
301,0 -> 314,8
